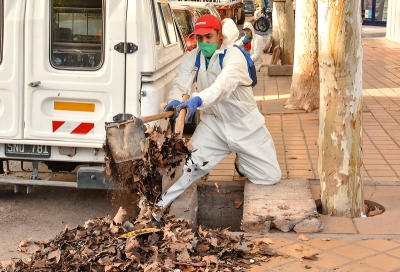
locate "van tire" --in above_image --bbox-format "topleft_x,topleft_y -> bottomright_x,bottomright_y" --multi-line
183,110 -> 200,134
237,8 -> 246,25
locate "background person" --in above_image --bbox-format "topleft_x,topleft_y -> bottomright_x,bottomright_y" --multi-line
235,22 -> 264,71
158,15 -> 281,209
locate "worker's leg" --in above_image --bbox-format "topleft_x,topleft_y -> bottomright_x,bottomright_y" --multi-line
157,119 -> 230,209
233,111 -> 281,185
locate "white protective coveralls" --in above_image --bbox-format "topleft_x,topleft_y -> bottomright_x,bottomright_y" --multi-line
235,21 -> 264,72
157,19 -> 281,209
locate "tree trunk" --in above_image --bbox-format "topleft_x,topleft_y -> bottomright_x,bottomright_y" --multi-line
284,0 -> 319,112
271,2 -> 280,55
274,0 -> 295,65
318,0 -> 364,218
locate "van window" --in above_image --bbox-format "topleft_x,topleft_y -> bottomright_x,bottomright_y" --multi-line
173,10 -> 193,38
0,0 -> 3,64
158,3 -> 177,46
51,0 -> 104,70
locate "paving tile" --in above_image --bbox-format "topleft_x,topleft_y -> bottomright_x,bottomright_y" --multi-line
335,262 -> 384,272
356,239 -> 400,252
386,247 -> 400,258
278,243 -> 321,259
304,238 -> 349,250
267,237 -> 296,249
319,215 -> 358,234
274,261 -> 324,271
362,254 -> 400,271
303,252 -> 352,270
330,244 -> 378,260
251,256 -> 294,269
209,169 -> 234,176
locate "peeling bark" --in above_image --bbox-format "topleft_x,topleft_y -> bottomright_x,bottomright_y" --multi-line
318,0 -> 364,218
285,0 -> 319,112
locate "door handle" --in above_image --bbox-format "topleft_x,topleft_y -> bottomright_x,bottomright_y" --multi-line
28,81 -> 41,87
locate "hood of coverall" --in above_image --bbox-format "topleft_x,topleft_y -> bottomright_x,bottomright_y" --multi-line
242,21 -> 256,38
221,18 -> 239,48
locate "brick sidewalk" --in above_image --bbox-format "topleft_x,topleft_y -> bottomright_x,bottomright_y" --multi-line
210,38 -> 400,183
207,38 -> 400,271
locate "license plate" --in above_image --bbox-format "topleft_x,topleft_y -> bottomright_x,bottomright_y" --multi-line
5,144 -> 51,159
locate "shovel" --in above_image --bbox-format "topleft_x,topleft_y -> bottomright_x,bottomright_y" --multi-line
105,66 -> 198,164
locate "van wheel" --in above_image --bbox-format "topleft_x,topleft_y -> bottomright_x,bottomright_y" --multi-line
183,110 -> 200,134
237,8 -> 246,25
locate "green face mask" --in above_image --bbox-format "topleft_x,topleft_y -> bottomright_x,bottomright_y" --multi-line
198,42 -> 218,58
245,33 -> 251,38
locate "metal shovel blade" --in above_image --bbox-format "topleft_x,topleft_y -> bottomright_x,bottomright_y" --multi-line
105,116 -> 146,164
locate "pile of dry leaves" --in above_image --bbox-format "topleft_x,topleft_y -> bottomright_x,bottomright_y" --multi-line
0,206 -> 282,272
103,125 -> 192,205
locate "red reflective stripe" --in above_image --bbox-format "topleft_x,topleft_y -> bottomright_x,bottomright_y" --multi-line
71,123 -> 94,134
52,121 -> 65,132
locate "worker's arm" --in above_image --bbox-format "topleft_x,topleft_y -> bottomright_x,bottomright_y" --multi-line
166,50 -> 198,103
193,47 -> 252,108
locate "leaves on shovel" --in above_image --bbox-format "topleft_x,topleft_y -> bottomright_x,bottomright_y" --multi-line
297,234 -> 310,241
103,126 -> 192,205
302,253 -> 319,261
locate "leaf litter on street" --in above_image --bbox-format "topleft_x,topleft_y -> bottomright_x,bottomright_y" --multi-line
0,125 -> 285,271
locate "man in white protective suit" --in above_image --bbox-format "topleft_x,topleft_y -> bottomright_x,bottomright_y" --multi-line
157,14 -> 281,209
235,21 -> 264,72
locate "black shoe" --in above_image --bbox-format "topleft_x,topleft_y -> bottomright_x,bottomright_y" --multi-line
234,155 -> 245,177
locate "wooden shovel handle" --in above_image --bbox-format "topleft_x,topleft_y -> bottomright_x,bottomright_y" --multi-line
174,94 -> 190,134
141,111 -> 174,124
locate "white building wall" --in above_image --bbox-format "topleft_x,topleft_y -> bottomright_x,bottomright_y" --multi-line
387,0 -> 400,43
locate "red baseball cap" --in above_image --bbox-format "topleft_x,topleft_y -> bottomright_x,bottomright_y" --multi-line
189,14 -> 222,37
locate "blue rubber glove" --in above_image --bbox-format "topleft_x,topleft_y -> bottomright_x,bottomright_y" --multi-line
177,96 -> 202,123
243,37 -> 251,44
164,100 -> 180,112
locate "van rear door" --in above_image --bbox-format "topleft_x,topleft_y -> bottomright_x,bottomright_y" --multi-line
24,0 -> 127,143
0,0 -> 24,139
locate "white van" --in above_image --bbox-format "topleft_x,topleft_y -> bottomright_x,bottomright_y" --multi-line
0,0 -> 186,190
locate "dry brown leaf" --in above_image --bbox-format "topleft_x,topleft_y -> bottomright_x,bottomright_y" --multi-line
47,249 -> 61,263
202,255 -> 218,267
196,243 -> 210,252
295,246 -> 303,252
198,225 -> 208,237
210,237 -> 218,247
368,206 -> 383,217
302,253 -> 319,261
113,207 -> 127,225
254,238 -> 274,245
18,237 -> 32,248
297,234 -> 309,241
234,201 -> 243,209
144,262 -> 160,272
